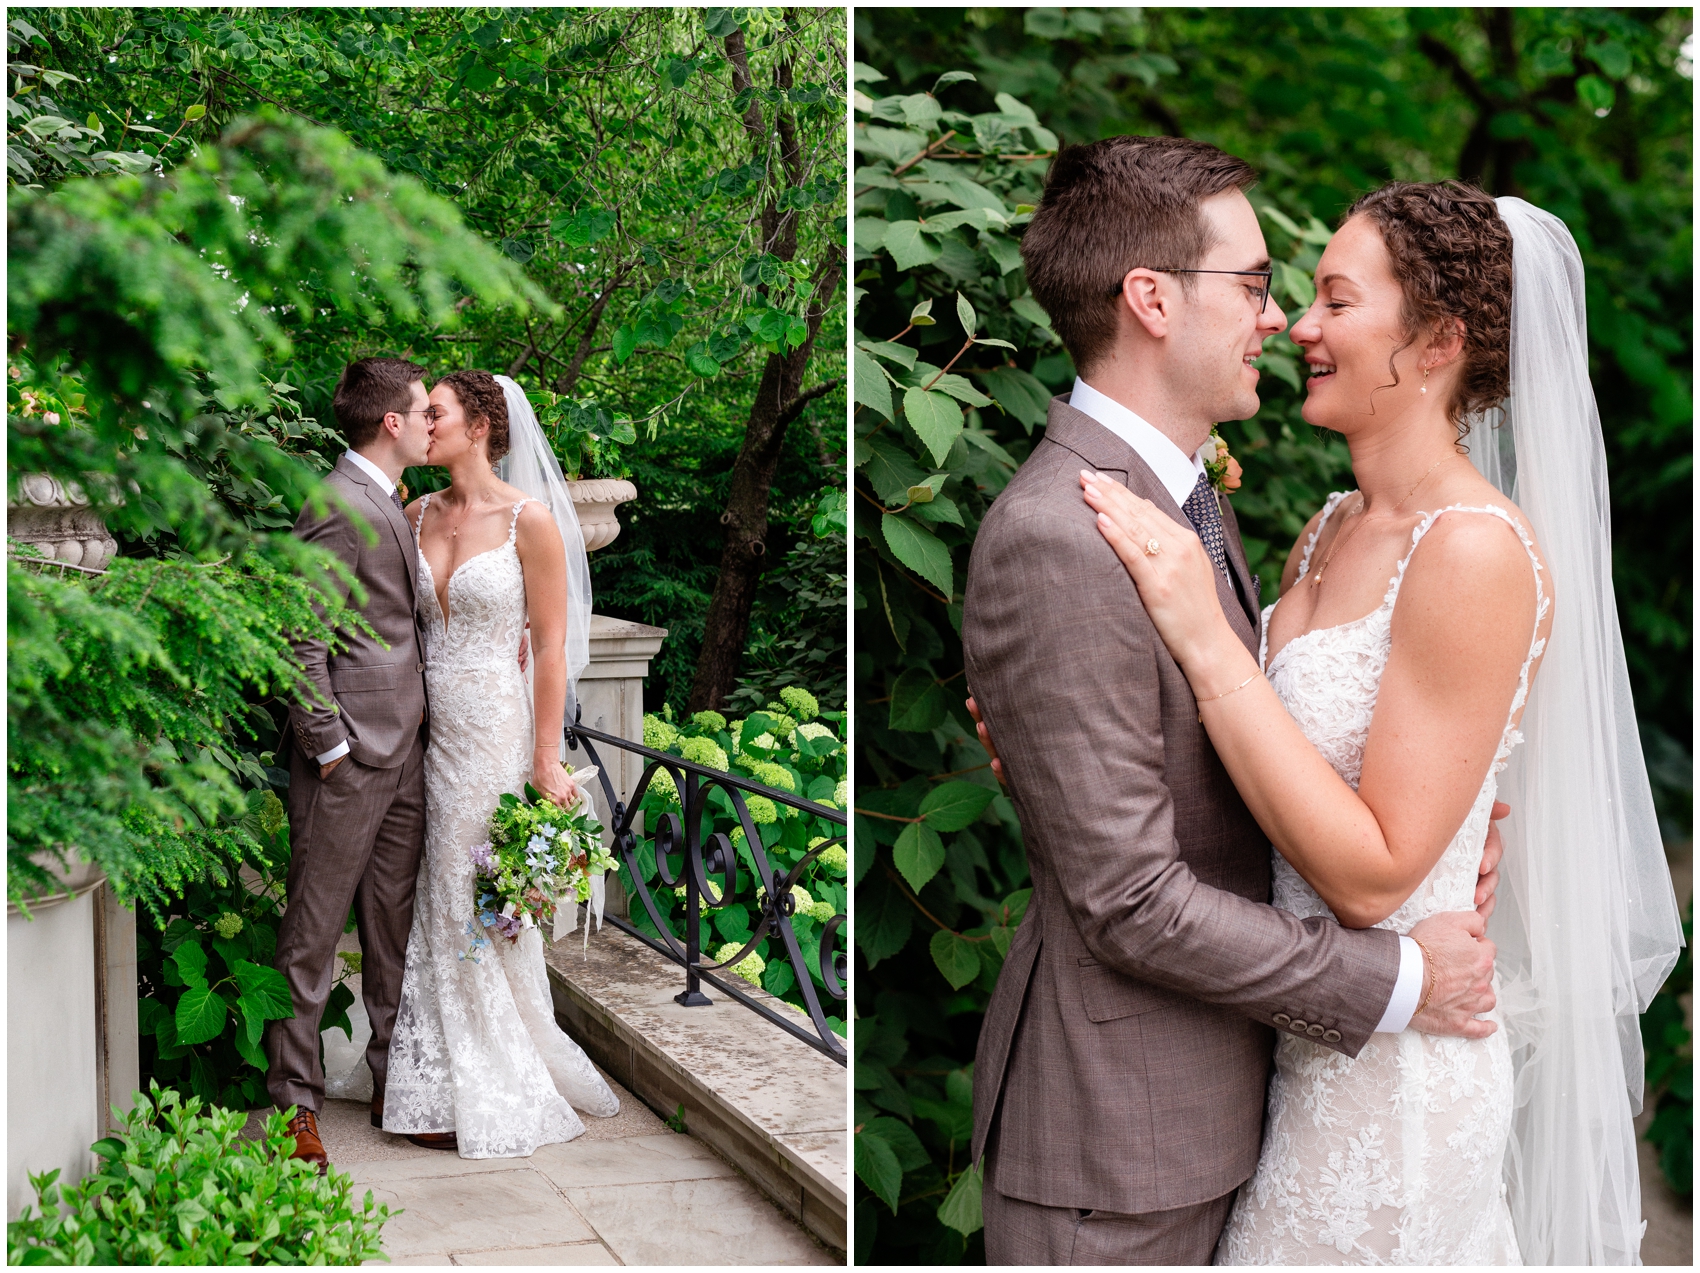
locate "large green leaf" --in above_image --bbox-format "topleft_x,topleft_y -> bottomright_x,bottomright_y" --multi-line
855,348 -> 893,420
232,959 -> 294,1019
882,220 -> 942,270
902,386 -> 964,466
920,780 -> 996,832
859,874 -> 915,967
171,939 -> 209,991
881,514 -> 953,596
888,667 -> 948,732
937,1160 -> 985,1236
893,821 -> 945,892
977,366 -> 1052,431
866,1116 -> 931,1171
855,1128 -> 903,1213
929,928 -> 981,989
174,986 -> 228,1046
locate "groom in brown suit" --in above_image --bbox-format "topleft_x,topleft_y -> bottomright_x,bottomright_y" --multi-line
265,358 -> 434,1166
962,138 -> 1501,1263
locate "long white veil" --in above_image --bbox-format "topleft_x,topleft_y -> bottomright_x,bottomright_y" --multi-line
1463,197 -> 1684,1264
493,374 -> 606,944
493,374 -> 592,731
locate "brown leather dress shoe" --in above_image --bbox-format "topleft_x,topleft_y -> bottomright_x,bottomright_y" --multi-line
405,1131 -> 460,1151
283,1109 -> 329,1173
370,1091 -> 384,1130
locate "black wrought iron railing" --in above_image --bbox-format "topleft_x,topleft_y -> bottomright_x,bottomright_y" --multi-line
565,718 -> 848,1065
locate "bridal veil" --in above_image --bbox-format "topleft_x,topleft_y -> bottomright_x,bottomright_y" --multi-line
1464,197 -> 1685,1265
492,374 -> 592,729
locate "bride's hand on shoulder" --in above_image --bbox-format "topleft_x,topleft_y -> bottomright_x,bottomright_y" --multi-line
531,754 -> 581,808
1079,471 -> 1229,665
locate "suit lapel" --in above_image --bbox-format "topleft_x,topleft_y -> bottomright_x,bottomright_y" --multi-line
335,456 -> 418,601
1218,496 -> 1262,653
1043,399 -> 1258,657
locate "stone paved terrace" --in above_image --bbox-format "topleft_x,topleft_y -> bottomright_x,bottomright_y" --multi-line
241,929 -> 841,1266
245,1070 -> 836,1266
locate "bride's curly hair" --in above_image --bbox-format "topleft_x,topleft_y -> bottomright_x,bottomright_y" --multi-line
1344,181 -> 1513,443
436,369 -> 510,463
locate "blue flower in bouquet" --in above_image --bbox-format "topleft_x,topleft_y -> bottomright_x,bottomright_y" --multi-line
458,920 -> 490,964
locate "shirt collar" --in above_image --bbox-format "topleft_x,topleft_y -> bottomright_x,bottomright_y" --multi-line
1068,377 -> 1211,509
343,449 -> 397,498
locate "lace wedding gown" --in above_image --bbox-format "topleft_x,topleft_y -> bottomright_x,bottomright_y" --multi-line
383,497 -> 619,1157
1215,496 -> 1547,1266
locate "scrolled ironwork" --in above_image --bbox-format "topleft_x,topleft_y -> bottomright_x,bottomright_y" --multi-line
565,717 -> 847,1064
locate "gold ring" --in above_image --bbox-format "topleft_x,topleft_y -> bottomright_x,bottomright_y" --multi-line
1144,538 -> 1161,556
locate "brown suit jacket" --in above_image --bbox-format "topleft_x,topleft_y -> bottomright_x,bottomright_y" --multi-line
287,456 -> 428,769
962,396 -> 1401,1214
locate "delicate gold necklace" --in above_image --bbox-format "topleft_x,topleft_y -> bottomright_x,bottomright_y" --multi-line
1311,455 -> 1453,588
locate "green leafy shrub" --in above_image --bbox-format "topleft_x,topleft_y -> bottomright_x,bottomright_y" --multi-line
631,692 -> 847,1033
6,1083 -> 394,1264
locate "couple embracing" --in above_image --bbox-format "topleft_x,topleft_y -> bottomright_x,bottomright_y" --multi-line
962,136 -> 1682,1264
263,359 -> 617,1167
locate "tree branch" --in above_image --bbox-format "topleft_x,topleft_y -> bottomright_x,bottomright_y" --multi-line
777,375 -> 845,428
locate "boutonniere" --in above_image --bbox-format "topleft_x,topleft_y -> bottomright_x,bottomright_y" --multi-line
396,481 -> 410,504
1204,430 -> 1242,495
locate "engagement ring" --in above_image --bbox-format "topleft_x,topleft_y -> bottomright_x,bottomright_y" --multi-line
1144,538 -> 1161,556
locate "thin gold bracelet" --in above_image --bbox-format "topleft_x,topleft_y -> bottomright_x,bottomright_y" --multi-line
1196,671 -> 1259,723
1411,935 -> 1437,1017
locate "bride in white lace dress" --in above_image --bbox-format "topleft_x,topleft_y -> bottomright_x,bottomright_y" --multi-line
1084,187 -> 1681,1263
383,369 -> 618,1158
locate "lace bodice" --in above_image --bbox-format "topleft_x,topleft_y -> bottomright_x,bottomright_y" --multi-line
384,496 -> 618,1158
1257,494 -> 1548,934
1216,497 -> 1544,1266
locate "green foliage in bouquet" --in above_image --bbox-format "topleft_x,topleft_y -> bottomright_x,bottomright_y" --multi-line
468,785 -> 614,955
6,1082 -> 394,1265
631,686 -> 848,1032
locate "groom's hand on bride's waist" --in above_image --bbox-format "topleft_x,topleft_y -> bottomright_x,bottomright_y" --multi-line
1408,910 -> 1498,1039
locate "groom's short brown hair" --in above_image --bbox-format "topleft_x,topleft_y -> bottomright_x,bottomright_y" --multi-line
333,357 -> 427,447
1022,136 -> 1257,374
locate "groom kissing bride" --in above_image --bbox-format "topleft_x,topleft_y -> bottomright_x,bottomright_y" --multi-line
962,137 -> 1682,1265
265,357 -> 618,1169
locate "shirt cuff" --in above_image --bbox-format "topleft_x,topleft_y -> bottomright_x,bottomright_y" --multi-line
1374,935 -> 1425,1034
314,740 -> 350,767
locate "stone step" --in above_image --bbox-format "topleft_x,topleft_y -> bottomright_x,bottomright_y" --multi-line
543,925 -> 847,1254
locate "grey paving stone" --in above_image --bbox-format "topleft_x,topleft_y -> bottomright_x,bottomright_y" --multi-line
368,1167 -> 595,1258
564,1177 -> 837,1266
452,1242 -> 618,1265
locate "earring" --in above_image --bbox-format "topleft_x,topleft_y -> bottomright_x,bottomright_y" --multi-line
1420,367 -> 1429,395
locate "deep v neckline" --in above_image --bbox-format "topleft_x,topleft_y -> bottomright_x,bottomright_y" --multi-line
417,494 -> 525,626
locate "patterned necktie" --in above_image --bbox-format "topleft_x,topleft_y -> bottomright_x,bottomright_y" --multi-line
389,488 -> 405,515
1182,473 -> 1230,578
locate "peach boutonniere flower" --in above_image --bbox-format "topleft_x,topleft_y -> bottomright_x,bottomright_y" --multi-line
1205,430 -> 1242,495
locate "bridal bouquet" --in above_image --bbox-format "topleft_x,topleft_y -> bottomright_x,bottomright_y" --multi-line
460,766 -> 615,963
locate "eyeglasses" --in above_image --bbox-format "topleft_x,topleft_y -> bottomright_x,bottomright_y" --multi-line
1113,267 -> 1274,311
396,407 -> 440,423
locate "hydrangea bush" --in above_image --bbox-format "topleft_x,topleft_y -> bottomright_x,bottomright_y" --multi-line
631,686 -> 847,1035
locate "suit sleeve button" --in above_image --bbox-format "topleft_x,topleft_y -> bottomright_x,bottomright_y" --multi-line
1323,1030 -> 1342,1043
1307,1023 -> 1325,1038
1272,1014 -> 1291,1027
1289,1019 -> 1308,1033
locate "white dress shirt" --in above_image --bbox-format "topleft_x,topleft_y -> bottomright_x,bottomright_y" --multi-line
312,450 -> 403,769
1068,377 -> 1425,1035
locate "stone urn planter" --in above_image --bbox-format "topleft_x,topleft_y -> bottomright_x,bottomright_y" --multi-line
566,478 -> 637,552
7,474 -> 117,571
